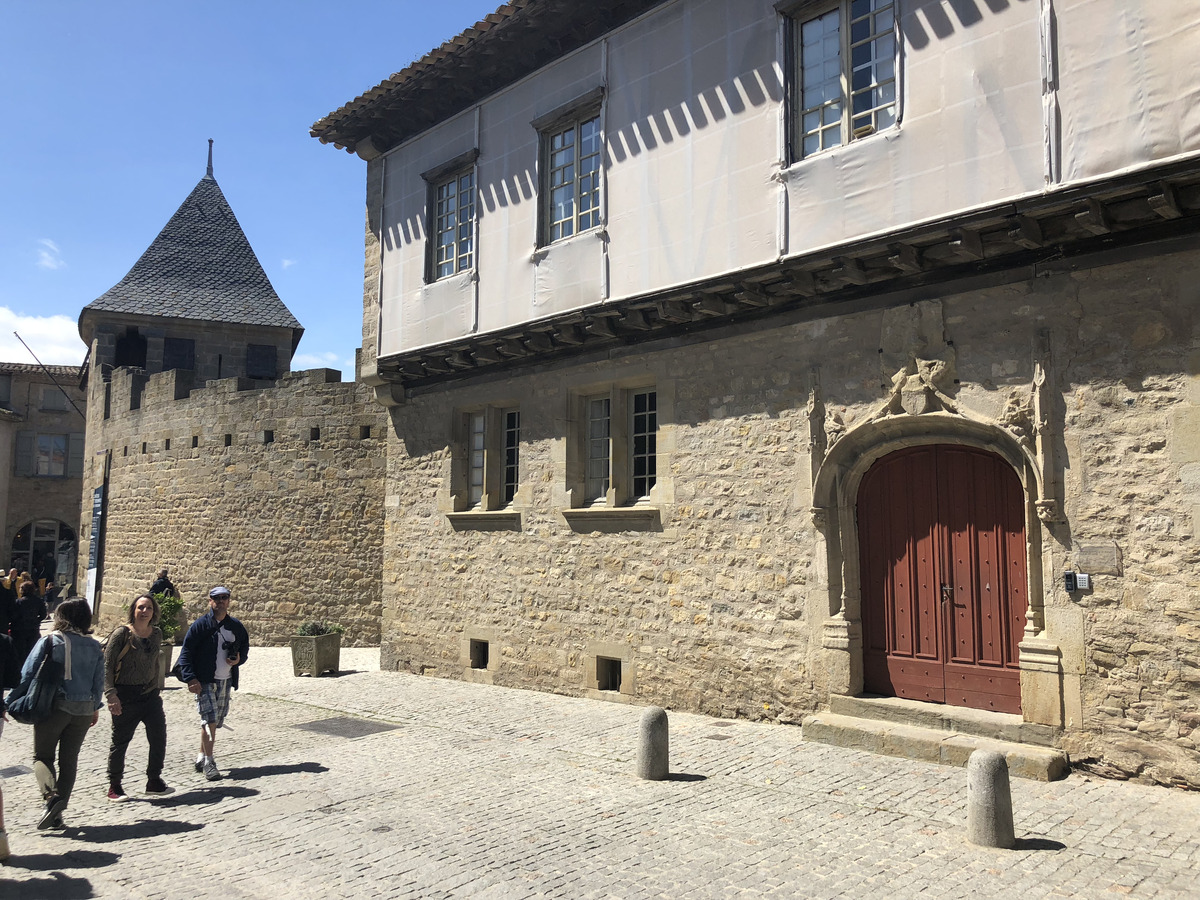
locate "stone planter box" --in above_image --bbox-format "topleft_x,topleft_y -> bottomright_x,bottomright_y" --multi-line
290,632 -> 341,676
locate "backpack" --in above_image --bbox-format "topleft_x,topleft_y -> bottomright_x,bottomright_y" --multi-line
5,635 -> 64,725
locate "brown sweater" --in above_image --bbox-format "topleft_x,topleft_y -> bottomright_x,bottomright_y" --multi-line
103,625 -> 163,700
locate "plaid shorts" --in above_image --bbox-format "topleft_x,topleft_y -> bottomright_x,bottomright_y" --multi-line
196,679 -> 231,726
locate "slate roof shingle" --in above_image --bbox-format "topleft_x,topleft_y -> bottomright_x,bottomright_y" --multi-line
81,174 -> 302,332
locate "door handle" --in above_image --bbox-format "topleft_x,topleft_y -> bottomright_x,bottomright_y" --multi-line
940,584 -> 953,604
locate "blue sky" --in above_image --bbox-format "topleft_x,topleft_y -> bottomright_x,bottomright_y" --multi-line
0,0 -> 500,372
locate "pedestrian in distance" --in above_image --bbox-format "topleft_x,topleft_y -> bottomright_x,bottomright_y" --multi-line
176,586 -> 248,782
0,629 -> 22,861
104,594 -> 172,802
149,568 -> 179,600
11,581 -> 47,667
23,598 -> 105,830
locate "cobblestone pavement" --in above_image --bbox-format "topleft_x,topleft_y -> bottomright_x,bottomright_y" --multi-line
1,648 -> 1198,899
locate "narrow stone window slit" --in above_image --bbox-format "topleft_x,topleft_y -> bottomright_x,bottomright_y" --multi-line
597,656 -> 622,692
469,639 -> 489,670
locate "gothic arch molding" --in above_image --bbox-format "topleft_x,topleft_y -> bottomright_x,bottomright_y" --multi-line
808,412 -> 1058,720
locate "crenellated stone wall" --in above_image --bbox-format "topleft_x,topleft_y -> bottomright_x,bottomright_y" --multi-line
79,365 -> 387,646
377,247 -> 1200,789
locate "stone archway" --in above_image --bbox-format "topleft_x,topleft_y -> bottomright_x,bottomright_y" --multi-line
808,412 -> 1065,727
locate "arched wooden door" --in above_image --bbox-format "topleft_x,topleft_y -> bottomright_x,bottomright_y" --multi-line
857,445 -> 1027,714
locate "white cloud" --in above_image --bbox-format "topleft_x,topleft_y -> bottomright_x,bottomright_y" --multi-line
280,258 -> 297,270
0,307 -> 87,366
291,350 -> 354,375
36,238 -> 66,270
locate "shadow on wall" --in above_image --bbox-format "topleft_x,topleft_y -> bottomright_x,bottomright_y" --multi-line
387,0 -> 1033,249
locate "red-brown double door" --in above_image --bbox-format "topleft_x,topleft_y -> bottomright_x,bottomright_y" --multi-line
858,445 -> 1027,714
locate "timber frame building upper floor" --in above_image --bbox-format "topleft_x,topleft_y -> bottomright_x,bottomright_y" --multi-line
313,0 -> 1200,397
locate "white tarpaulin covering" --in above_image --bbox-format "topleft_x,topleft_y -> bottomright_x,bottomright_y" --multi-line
376,0 -> 1200,360
1055,0 -> 1200,182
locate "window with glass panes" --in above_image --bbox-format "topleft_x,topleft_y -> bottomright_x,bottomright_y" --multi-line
631,390 -> 657,499
434,171 -> 475,278
36,434 -> 67,476
793,0 -> 896,158
468,412 -> 486,507
585,395 -> 611,503
546,115 -> 601,243
502,409 -> 520,505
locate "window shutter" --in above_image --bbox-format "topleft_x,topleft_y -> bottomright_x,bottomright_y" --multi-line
15,431 -> 34,476
68,432 -> 85,477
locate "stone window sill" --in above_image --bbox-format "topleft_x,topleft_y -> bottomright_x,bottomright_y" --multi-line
446,510 -> 522,532
561,505 -> 661,533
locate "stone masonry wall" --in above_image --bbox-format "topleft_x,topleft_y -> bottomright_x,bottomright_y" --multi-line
79,366 -> 387,646
378,247 -> 1200,788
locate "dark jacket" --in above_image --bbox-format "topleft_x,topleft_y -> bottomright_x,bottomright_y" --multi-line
176,610 -> 249,689
0,633 -> 20,704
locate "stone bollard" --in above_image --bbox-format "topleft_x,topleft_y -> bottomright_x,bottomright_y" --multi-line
637,706 -> 670,780
967,749 -> 1016,849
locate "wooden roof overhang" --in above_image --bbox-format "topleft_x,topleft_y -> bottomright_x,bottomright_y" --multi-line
372,155 -> 1200,400
311,0 -> 671,157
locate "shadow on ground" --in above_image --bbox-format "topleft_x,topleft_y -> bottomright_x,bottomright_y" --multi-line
226,762 -> 328,780
43,819 -> 205,843
3,849 -> 119,871
152,785 -> 258,808
1014,837 -> 1067,851
0,872 -> 94,899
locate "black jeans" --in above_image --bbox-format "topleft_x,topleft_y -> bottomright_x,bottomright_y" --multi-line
106,686 -> 167,785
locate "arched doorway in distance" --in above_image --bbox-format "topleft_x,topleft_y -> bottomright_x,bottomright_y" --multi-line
857,444 -> 1027,714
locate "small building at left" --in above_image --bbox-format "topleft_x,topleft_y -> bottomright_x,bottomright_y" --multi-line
0,361 -> 87,590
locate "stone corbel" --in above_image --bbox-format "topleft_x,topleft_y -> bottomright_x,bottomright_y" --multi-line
372,382 -> 406,408
822,613 -> 861,651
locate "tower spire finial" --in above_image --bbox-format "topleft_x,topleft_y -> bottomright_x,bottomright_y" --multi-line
207,139 -> 214,178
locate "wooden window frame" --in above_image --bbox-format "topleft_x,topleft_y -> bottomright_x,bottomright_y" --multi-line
452,404 -> 521,512
422,149 -> 479,284
785,0 -> 899,161
569,385 -> 657,509
533,87 -> 605,247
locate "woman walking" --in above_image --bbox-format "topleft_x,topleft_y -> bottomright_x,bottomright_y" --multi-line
11,581 -> 47,666
104,594 -> 171,800
23,598 -> 105,829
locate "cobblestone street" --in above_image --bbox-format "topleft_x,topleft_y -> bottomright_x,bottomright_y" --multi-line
1,648 -> 1197,899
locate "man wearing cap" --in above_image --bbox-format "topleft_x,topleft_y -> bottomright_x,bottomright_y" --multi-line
175,586 -> 249,781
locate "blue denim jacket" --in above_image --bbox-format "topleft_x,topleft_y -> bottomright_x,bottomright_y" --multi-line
21,631 -> 105,711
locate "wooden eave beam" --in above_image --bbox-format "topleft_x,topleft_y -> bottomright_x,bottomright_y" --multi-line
656,300 -> 694,323
1148,182 -> 1183,219
888,242 -> 925,274
831,256 -> 869,285
1009,216 -> 1044,250
950,228 -> 985,260
1075,198 -> 1112,235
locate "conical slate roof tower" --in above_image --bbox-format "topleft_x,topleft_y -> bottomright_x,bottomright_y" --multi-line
81,144 -> 301,335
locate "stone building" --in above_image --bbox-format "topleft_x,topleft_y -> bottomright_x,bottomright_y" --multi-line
76,151 -> 386,645
314,0 -> 1200,788
0,362 -> 87,587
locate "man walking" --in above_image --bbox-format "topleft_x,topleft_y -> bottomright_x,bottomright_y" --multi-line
175,586 -> 249,781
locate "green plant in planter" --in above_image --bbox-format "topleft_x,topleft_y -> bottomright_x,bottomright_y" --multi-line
296,621 -> 345,637
292,621 -> 344,676
152,591 -> 185,644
